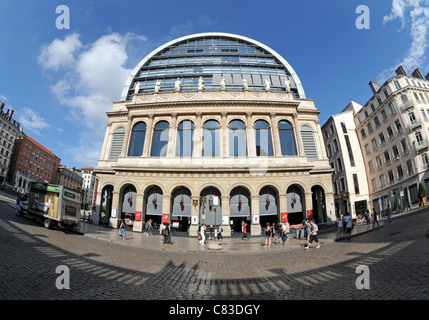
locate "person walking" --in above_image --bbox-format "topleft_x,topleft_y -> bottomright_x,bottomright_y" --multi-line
264,223 -> 272,247
372,209 -> 379,228
385,205 -> 391,224
279,223 -> 288,245
199,223 -> 206,246
304,219 -> 311,239
119,219 -> 126,240
241,222 -> 248,240
365,209 -> 371,230
336,216 -> 343,239
163,223 -> 172,245
217,225 -> 223,240
304,220 -> 320,249
16,194 -> 22,216
344,213 -> 353,241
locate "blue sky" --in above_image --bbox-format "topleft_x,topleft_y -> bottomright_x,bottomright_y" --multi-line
0,0 -> 428,168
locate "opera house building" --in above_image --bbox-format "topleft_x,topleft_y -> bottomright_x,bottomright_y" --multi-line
94,33 -> 335,236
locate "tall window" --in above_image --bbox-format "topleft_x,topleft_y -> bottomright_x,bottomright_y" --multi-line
176,120 -> 194,157
128,122 -> 146,156
229,120 -> 247,157
301,125 -> 318,159
151,121 -> 169,157
109,127 -> 125,160
254,120 -> 273,156
278,120 -> 296,156
202,120 -> 220,157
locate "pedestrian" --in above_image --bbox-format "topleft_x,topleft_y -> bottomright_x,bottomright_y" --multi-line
241,222 -> 248,240
279,223 -> 288,245
304,219 -> 311,239
144,220 -> 149,237
148,219 -> 153,236
385,205 -> 391,224
163,223 -> 172,245
365,209 -> 371,230
197,223 -> 201,241
199,223 -> 206,246
209,225 -> 214,240
372,209 -> 379,228
271,223 -> 276,240
405,199 -> 411,211
344,213 -> 353,241
217,225 -> 223,240
16,194 -> 21,216
82,212 -> 87,224
304,219 -> 320,249
264,222 -> 272,247
336,216 -> 343,238
214,226 -> 218,240
119,219 -> 126,240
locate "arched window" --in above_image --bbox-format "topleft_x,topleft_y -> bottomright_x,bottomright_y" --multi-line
109,127 -> 125,160
301,125 -> 318,159
176,120 -> 194,157
229,119 -> 247,156
128,122 -> 146,156
254,120 -> 273,156
278,120 -> 297,155
202,120 -> 220,157
151,121 -> 169,157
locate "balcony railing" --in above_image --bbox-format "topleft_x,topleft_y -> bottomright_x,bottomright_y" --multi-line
407,119 -> 422,132
414,138 -> 429,152
400,99 -> 414,113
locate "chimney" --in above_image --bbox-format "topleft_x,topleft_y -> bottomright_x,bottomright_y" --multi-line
425,72 -> 429,81
412,68 -> 424,79
395,65 -> 408,76
0,102 -> 4,112
9,110 -> 14,119
369,81 -> 379,94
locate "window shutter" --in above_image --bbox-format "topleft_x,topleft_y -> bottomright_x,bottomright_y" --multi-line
301,126 -> 318,159
109,127 -> 125,160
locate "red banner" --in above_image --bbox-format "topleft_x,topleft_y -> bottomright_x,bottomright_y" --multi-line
162,213 -> 169,223
281,212 -> 288,222
307,209 -> 313,219
135,211 -> 141,221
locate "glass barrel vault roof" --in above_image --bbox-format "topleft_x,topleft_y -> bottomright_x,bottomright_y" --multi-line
121,33 -> 306,101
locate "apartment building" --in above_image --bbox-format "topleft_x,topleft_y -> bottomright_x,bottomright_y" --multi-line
354,66 -> 429,213
322,101 -> 370,218
58,165 -> 84,192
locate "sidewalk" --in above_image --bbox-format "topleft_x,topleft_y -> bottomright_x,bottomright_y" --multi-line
0,189 -> 420,254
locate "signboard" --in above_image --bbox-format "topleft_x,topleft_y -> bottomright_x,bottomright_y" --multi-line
191,215 -> 199,225
222,215 -> 229,226
307,209 -> 313,219
162,213 -> 169,223
135,211 -> 142,221
253,215 -> 260,225
213,195 -> 219,206
111,208 -> 117,218
281,212 -> 288,222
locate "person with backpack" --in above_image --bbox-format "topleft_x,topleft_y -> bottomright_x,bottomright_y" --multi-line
304,219 -> 320,249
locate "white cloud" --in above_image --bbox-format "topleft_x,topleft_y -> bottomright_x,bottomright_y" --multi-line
38,32 -> 147,165
38,33 -> 82,71
17,108 -> 50,135
378,0 -> 429,83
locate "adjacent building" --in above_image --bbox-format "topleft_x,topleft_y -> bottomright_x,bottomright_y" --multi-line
9,132 -> 61,194
57,165 -> 84,192
94,32 -> 335,236
354,66 -> 429,213
322,102 -> 370,218
0,102 -> 21,185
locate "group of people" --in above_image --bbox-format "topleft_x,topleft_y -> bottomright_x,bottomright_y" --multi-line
118,219 -> 172,245
263,222 -> 288,247
197,224 -> 223,246
302,219 -> 320,249
335,214 -> 354,241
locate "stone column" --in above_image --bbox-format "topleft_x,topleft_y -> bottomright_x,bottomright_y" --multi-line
270,112 -> 282,156
162,195 -> 171,223
221,112 -> 228,157
109,191 -> 120,229
279,194 -> 290,232
167,113 -> 178,157
193,112 -> 203,157
250,195 -> 261,235
142,114 -> 154,157
305,192 -> 313,220
292,112 -> 305,156
189,196 -> 200,237
133,193 -> 144,232
221,195 -> 231,237
246,112 -> 256,157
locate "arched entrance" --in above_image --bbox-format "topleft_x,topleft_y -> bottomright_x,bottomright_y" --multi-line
144,185 -> 163,226
311,185 -> 327,223
171,186 -> 192,232
287,184 -> 306,226
200,187 -> 222,228
121,184 -> 137,227
100,185 -> 114,226
229,186 -> 251,233
259,186 -> 279,227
